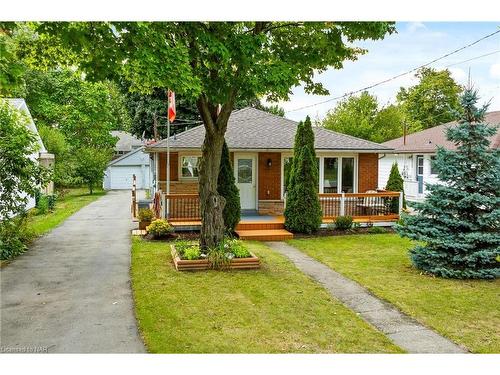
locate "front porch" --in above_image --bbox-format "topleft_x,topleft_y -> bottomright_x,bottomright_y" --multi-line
158,191 -> 402,240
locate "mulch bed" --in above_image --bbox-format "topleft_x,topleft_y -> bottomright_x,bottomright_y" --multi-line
141,228 -> 395,242
143,231 -> 200,242
292,227 -> 395,239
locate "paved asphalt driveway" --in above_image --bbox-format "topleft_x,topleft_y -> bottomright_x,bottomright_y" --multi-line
1,191 -> 145,353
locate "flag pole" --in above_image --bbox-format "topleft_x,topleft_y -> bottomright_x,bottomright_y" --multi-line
166,90 -> 171,218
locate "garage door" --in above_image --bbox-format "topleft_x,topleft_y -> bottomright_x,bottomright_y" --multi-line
109,166 -> 144,190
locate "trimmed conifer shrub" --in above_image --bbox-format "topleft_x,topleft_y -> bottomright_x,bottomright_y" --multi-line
385,162 -> 406,212
217,141 -> 241,232
397,89 -> 500,279
284,116 -> 322,233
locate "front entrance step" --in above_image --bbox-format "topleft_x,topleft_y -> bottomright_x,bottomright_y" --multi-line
236,221 -> 285,231
236,229 -> 293,241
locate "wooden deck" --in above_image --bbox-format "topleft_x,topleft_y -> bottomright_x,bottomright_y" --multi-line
168,214 -> 398,241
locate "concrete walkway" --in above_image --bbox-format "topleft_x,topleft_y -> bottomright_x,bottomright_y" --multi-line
1,191 -> 145,353
266,242 -> 467,353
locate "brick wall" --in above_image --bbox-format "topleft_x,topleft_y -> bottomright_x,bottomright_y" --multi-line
258,200 -> 284,216
358,153 -> 379,192
258,152 -> 281,200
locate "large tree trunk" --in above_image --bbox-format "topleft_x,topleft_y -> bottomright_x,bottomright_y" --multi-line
199,130 -> 226,250
196,95 -> 235,251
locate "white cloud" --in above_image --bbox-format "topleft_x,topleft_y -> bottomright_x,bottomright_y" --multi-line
407,22 -> 426,33
448,67 -> 467,83
489,63 -> 500,79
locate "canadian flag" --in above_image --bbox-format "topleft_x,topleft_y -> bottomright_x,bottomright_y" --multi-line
168,90 -> 176,122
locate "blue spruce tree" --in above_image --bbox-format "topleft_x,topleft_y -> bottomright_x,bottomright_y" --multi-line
397,89 -> 500,279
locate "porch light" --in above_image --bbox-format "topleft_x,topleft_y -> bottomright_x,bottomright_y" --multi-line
267,158 -> 272,167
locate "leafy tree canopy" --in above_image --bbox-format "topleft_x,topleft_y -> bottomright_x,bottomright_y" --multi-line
35,22 -> 395,110
123,85 -> 285,140
33,21 -> 395,249
397,67 -> 463,129
11,68 -> 126,150
0,26 -> 25,94
321,91 -> 420,143
74,147 -> 113,194
0,100 -> 49,218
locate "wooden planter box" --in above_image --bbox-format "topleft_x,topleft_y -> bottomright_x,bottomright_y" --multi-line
170,245 -> 260,271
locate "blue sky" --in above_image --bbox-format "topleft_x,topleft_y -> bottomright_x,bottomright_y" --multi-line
279,22 -> 500,122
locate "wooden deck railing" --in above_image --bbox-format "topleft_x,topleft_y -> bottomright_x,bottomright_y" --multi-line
319,191 -> 402,220
165,193 -> 201,221
163,191 -> 402,221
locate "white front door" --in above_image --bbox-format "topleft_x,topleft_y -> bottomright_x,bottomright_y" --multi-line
235,154 -> 257,210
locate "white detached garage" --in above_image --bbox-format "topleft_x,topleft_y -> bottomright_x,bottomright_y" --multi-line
103,147 -> 151,190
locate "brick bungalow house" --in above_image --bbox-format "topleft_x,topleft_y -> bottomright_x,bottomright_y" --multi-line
145,107 -> 398,223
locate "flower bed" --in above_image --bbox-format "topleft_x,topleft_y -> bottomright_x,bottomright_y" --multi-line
170,239 -> 260,271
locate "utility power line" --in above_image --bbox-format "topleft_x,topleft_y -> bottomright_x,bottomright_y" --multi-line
285,29 -> 500,113
444,50 -> 500,68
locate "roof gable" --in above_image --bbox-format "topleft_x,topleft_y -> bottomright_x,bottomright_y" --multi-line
111,130 -> 144,152
148,107 -> 390,152
382,111 -> 500,153
108,147 -> 149,166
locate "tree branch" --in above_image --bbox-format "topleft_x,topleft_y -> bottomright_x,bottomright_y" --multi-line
215,88 -> 238,134
260,22 -> 304,34
197,94 -> 216,135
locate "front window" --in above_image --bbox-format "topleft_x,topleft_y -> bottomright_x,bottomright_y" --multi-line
181,156 -> 201,178
416,155 -> 424,176
430,155 -> 437,175
323,157 -> 338,193
341,157 -> 354,193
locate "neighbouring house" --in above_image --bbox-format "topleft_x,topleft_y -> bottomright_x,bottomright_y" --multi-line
103,131 -> 151,190
378,111 -> 500,202
3,98 -> 55,211
110,130 -> 144,159
145,107 -> 400,223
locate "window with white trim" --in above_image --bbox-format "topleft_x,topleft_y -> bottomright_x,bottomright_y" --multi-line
181,156 -> 201,178
320,156 -> 356,193
341,157 -> 355,193
430,155 -> 438,175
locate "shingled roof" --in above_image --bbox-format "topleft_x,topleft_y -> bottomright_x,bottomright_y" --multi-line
147,107 -> 391,152
382,111 -> 500,153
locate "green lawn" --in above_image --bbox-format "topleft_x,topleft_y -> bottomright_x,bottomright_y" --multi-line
28,188 -> 105,236
289,234 -> 500,353
131,237 -> 402,353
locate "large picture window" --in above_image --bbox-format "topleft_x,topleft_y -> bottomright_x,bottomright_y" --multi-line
323,157 -> 338,193
181,156 -> 201,178
282,154 -> 356,198
341,157 -> 354,193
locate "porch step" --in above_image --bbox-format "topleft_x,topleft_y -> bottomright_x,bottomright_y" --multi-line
236,221 -> 285,231
236,229 -> 293,241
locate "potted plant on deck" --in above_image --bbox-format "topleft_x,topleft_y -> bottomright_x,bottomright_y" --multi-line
138,208 -> 154,230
